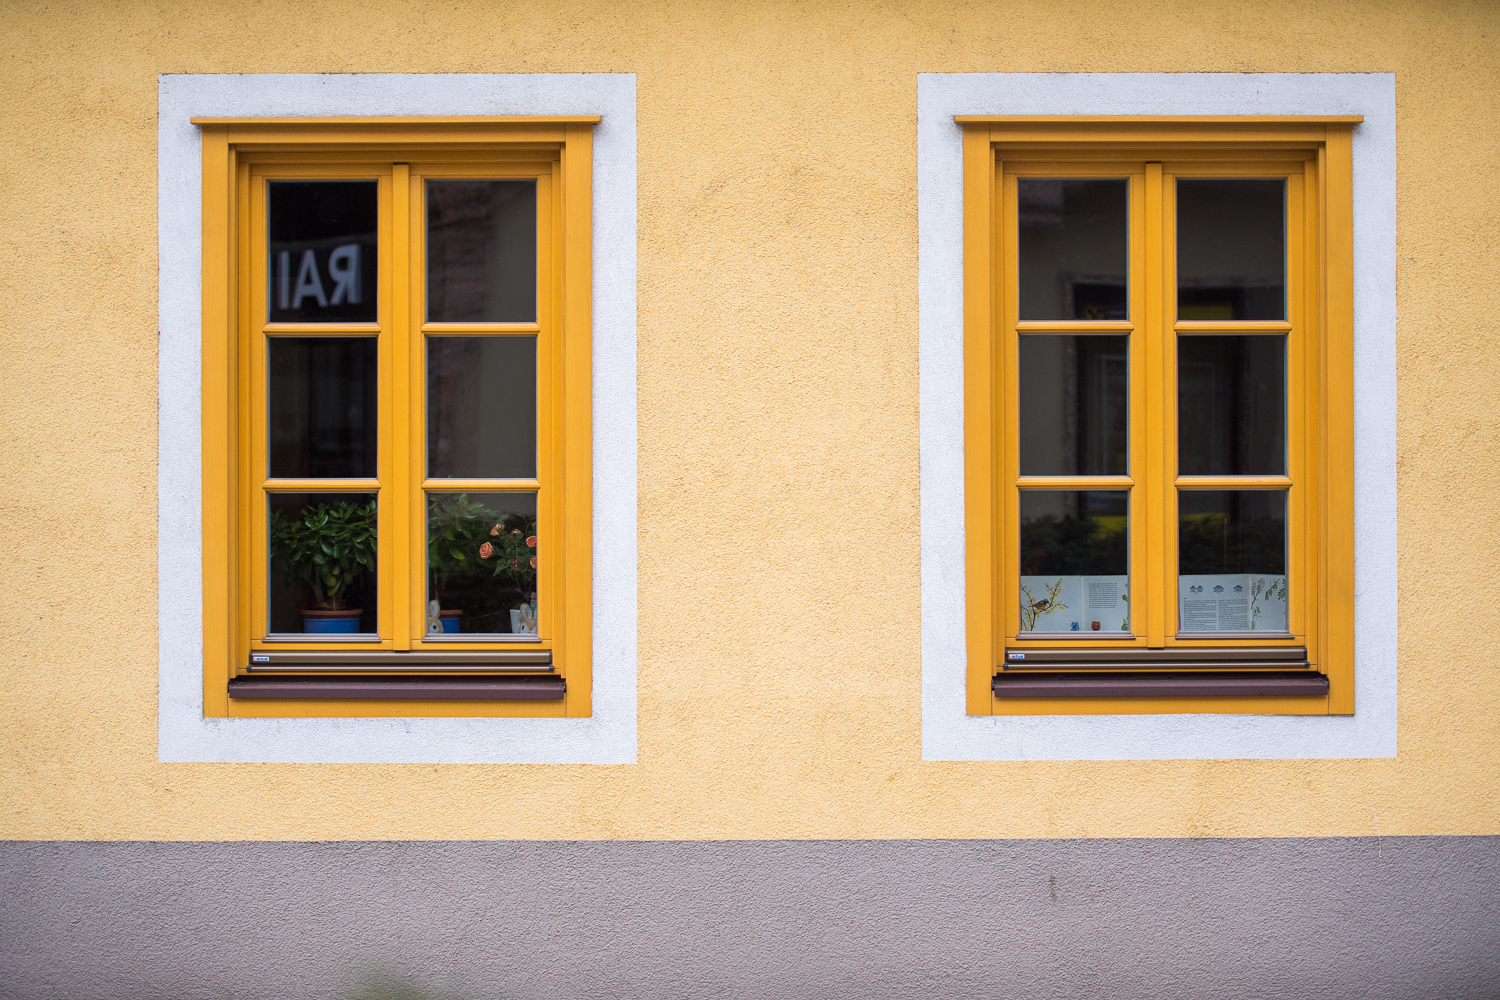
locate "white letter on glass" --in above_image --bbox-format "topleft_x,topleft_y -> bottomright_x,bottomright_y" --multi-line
292,249 -> 328,308
327,244 -> 361,305
277,251 -> 291,310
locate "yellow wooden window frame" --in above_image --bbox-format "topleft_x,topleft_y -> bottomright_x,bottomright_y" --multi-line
960,117 -> 1358,717
199,118 -> 597,719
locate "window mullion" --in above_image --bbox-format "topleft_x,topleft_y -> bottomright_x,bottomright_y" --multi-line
386,163 -> 412,649
1142,162 -> 1168,646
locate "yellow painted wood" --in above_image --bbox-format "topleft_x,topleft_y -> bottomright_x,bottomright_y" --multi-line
1144,161 -> 1167,646
1016,476 -> 1135,489
559,123 -> 595,717
1126,168 -> 1149,643
1174,476 -> 1295,488
200,126 -> 234,714
201,120 -> 595,716
955,115 -> 1364,124
1014,320 -> 1134,333
390,162 -> 412,651
192,116 -> 602,125
961,124 -> 997,715
965,120 -> 1358,715
1322,126 -> 1357,715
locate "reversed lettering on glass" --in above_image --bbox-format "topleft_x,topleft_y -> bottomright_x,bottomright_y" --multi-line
268,181 -> 378,324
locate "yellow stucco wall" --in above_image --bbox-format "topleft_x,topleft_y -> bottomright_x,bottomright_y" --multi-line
1,0 -> 1497,841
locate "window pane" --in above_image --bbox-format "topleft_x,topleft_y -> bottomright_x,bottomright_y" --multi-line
426,180 -> 537,323
268,493 -> 377,635
1178,490 -> 1287,633
1019,335 -> 1128,476
268,181 -> 378,324
1019,490 -> 1129,634
427,492 -> 538,635
1177,335 -> 1285,476
268,337 -> 377,479
1177,179 -> 1285,321
1018,179 -> 1128,321
426,336 -> 537,479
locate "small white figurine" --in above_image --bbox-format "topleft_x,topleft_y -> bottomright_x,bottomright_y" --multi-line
426,599 -> 442,635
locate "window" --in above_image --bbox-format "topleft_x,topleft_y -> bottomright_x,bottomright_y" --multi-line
199,118 -> 596,718
961,117 -> 1357,716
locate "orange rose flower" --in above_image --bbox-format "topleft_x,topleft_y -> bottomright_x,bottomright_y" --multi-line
478,542 -> 493,559
530,556 -> 537,569
512,528 -> 521,535
489,524 -> 501,536
525,536 -> 537,548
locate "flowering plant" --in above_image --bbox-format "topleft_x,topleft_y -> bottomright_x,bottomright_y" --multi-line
269,500 -> 377,610
427,494 -> 537,606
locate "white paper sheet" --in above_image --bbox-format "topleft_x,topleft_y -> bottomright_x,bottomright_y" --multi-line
1178,574 -> 1287,632
1019,575 -> 1130,634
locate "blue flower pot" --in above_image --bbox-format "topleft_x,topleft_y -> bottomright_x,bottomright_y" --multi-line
302,609 -> 363,633
440,611 -> 462,634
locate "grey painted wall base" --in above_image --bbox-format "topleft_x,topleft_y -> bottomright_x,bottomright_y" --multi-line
3,837 -> 1497,1000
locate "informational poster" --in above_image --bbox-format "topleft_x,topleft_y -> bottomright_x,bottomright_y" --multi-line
1178,574 -> 1288,632
1019,575 -> 1130,634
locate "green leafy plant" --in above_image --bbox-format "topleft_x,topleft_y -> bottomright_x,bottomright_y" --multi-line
269,500 -> 377,610
427,494 -> 537,606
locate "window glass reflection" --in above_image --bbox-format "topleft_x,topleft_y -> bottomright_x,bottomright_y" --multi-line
1178,490 -> 1287,632
427,336 -> 536,479
1018,179 -> 1128,321
268,337 -> 377,479
1177,335 -> 1285,476
1019,335 -> 1128,476
1019,490 -> 1129,634
268,492 -> 377,635
268,181 -> 378,324
1177,179 -> 1285,321
427,180 -> 537,323
427,492 -> 537,635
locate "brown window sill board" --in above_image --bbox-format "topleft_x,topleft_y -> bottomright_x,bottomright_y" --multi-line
992,671 -> 1328,699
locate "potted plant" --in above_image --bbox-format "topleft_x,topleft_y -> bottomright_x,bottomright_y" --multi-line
269,499 -> 378,633
427,494 -> 538,633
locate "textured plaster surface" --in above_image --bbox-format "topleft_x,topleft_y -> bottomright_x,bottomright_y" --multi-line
1,0 -> 1499,840
156,74 -> 639,764
918,73 -> 1396,761
3,837 -> 1499,999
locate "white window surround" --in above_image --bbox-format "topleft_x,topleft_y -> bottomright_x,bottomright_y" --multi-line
918,73 -> 1397,760
158,74 -> 637,763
